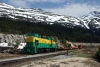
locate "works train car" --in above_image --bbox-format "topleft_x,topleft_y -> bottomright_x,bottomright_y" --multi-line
24,33 -> 57,54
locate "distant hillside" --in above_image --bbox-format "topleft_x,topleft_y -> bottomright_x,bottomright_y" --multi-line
0,3 -> 100,32
0,17 -> 100,43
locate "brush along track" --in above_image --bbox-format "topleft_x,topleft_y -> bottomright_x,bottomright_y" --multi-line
0,50 -> 67,67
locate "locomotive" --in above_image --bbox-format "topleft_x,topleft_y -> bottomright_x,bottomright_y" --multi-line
24,33 -> 57,54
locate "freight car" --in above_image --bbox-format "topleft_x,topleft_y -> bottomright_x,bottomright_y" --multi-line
24,33 -> 57,54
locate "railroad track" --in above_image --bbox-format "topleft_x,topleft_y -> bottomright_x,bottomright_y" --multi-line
0,50 -> 67,67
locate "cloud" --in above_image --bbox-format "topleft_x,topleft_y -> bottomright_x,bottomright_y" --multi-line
8,0 -> 66,4
45,3 -> 100,17
7,0 -> 66,8
8,0 -> 30,8
7,0 -> 100,17
25,0 -> 66,3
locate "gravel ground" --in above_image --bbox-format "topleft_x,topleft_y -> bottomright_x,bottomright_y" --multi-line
0,48 -> 100,67
13,48 -> 100,67
14,55 -> 100,67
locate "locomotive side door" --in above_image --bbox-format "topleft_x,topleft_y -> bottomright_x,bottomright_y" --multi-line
35,40 -> 38,53
50,40 -> 52,47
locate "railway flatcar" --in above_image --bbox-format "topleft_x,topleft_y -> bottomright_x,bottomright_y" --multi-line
24,33 -> 57,54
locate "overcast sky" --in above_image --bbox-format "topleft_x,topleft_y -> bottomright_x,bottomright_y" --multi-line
0,0 -> 100,17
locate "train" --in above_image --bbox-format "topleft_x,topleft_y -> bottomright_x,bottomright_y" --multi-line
23,33 -> 57,54
64,41 -> 82,50
0,33 -> 82,54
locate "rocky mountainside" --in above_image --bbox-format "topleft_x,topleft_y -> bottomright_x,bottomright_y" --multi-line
0,33 -> 26,44
0,3 -> 100,31
82,11 -> 100,30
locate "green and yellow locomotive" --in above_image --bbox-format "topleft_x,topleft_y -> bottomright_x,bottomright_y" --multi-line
24,33 -> 57,54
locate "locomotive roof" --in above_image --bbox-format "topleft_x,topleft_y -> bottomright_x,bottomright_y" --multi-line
27,33 -> 54,40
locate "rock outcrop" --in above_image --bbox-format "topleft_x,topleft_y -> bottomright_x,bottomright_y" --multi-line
0,33 -> 26,44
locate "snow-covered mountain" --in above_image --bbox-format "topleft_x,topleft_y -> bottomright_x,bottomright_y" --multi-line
82,11 -> 100,29
0,2 -> 100,30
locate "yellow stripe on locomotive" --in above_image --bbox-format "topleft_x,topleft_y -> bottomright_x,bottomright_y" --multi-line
26,36 -> 56,44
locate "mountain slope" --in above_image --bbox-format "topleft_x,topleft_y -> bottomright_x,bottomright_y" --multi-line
1,17 -> 100,43
0,3 -> 100,31
82,11 -> 100,30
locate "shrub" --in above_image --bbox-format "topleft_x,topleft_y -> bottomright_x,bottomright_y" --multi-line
95,46 -> 100,62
